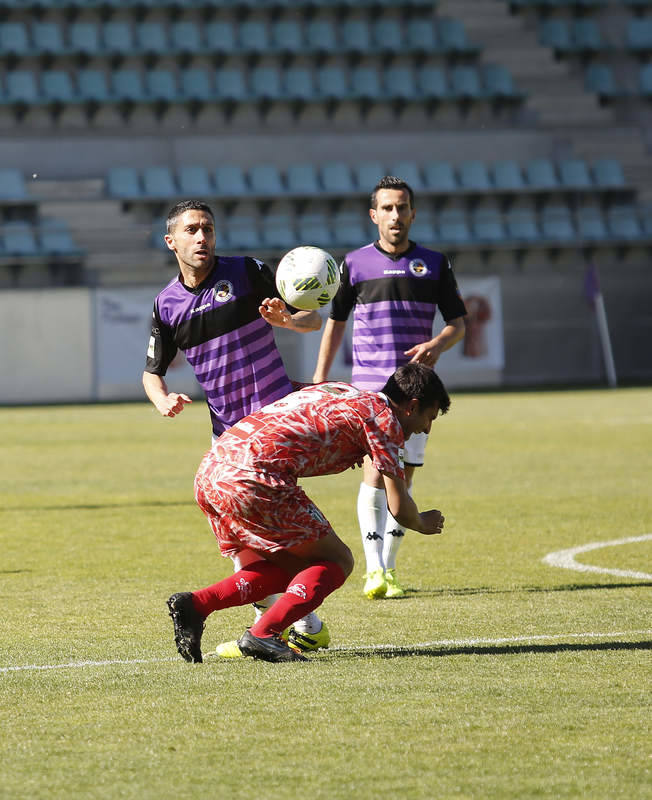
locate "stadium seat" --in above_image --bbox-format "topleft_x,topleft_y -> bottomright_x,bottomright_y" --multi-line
385,65 -> 419,102
112,69 -> 147,103
214,67 -> 249,103
145,70 -> 179,104
136,22 -> 169,57
417,65 -> 451,102
408,217 -> 437,244
331,209 -> 368,246
639,62 -> 652,96
525,158 -> 559,189
107,166 -> 141,199
572,19 -> 605,53
69,22 -> 102,57
142,166 -> 177,198
5,70 -> 39,105
458,160 -> 492,191
271,20 -> 304,54
296,210 -> 333,249
32,21 -> 66,57
437,18 -> 478,54
0,22 -> 30,58
39,218 -> 83,257
437,208 -> 473,244
420,161 -> 456,193
483,64 -> 525,101
180,67 -> 214,103
372,19 -> 404,55
351,65 -> 383,102
492,160 -> 525,191
225,211 -> 262,250
2,221 -> 40,256
249,164 -> 285,196
341,19 -> 373,55
450,66 -> 484,100
214,165 -> 249,197
606,204 -> 644,239
77,68 -> 112,104
284,67 -> 316,103
539,19 -> 572,53
239,20 -> 270,55
250,65 -> 283,103
317,65 -> 351,102
585,64 -> 624,99
625,17 -> 652,52
559,158 -> 592,189
321,162 -> 356,194
305,20 -> 338,55
506,207 -> 541,242
0,168 -> 28,200
178,165 -> 214,196
405,18 -> 440,53
592,158 -> 625,188
260,209 -> 296,249
471,207 -> 507,243
103,22 -> 134,57
41,69 -> 77,105
354,161 -> 385,192
170,21 -> 203,56
286,164 -> 321,196
388,161 -> 423,189
205,21 -> 237,55
540,203 -> 576,241
576,205 -> 609,241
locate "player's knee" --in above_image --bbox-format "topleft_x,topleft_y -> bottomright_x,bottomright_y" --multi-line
338,543 -> 355,577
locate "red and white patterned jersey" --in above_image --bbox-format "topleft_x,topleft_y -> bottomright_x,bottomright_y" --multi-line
210,382 -> 405,482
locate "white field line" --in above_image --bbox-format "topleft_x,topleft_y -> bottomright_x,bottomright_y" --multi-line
543,533 -> 652,580
2,630 -> 651,673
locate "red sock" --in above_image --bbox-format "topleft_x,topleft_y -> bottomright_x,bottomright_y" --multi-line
249,561 -> 347,638
191,561 -> 291,618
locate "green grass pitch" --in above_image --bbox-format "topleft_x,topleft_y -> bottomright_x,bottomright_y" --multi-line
1,388 -> 650,800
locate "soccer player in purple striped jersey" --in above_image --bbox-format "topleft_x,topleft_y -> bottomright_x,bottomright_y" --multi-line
143,200 -> 329,655
313,176 -> 467,600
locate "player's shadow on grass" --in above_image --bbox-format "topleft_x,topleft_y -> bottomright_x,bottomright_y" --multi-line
407,582 -> 651,597
333,640 -> 652,661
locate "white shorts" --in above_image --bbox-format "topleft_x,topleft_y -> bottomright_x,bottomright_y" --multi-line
404,432 -> 427,467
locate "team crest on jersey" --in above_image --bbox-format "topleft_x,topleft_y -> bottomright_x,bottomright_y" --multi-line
408,259 -> 429,277
213,280 -> 234,303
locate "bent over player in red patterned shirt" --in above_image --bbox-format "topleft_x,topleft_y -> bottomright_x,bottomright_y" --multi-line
166,362 -> 451,663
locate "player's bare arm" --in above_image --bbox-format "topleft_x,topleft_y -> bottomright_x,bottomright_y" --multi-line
142,371 -> 193,418
381,471 -> 445,535
404,316 -> 466,367
313,318 -> 347,382
259,297 -> 321,332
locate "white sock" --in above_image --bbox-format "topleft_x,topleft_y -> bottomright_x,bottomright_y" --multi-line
382,486 -> 411,570
292,612 -> 323,634
253,594 -> 282,622
357,482 -> 387,572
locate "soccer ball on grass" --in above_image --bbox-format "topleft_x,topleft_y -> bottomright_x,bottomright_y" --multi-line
275,246 -> 340,310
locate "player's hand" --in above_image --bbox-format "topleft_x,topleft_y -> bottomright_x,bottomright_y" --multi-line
259,297 -> 291,327
157,393 -> 192,418
418,509 -> 445,535
404,342 -> 440,368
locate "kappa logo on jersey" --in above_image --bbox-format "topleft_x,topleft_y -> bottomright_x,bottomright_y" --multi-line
213,280 -> 234,303
408,259 -> 429,277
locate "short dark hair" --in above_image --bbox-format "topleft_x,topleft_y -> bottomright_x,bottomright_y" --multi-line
370,176 -> 415,210
381,363 -> 450,415
166,200 -> 214,235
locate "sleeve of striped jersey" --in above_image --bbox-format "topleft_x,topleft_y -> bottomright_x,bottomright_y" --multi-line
144,302 -> 178,376
329,259 -> 355,322
437,258 -> 468,322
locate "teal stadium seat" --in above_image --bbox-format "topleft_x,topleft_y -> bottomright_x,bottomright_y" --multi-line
458,160 -> 492,191
146,70 -> 179,104
541,203 -> 576,241
317,65 -> 351,102
438,208 -> 473,244
137,22 -> 169,57
423,161 -> 458,193
178,165 -> 214,196
239,21 -> 270,55
389,161 -> 424,190
260,209 -> 296,249
539,19 -> 572,53
0,22 -> 30,58
639,62 -> 652,96
585,64 -> 624,99
408,217 -> 437,245
332,209 -> 368,246
77,68 -> 112,104
286,164 -> 321,196
39,218 -> 83,257
483,64 -> 525,101
284,67 -> 316,104
354,161 -> 385,192
181,68 -> 214,103
606,204 -> 643,239
471,207 -> 507,243
0,167 -> 28,200
214,165 -> 249,197
351,65 -> 383,102
32,21 -> 66,57
576,205 -> 609,241
250,65 -> 283,103
506,207 -> 541,242
296,211 -> 333,249
572,19 -> 605,53
405,18 -> 440,54
225,211 -> 262,250
437,18 -> 478,55
112,69 -> 147,103
215,66 -> 249,103
271,20 -> 305,54
305,20 -> 338,55
321,162 -> 356,194
69,22 -> 102,57
525,158 -> 559,189
107,166 -> 142,198
6,70 -> 39,105
417,65 -> 451,103
385,65 -> 419,102
205,21 -> 237,55
41,69 -> 77,105
626,17 -> 652,52
492,160 -> 525,191
170,21 -> 203,56
341,19 -> 373,55
142,166 -> 178,198
592,158 -> 625,188
559,158 -> 592,189
103,22 -> 134,57
372,19 -> 404,55
248,164 -> 285,196
450,66 -> 484,100
3,221 -> 40,256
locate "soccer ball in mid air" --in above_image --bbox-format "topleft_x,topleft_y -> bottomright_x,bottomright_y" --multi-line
275,246 -> 340,310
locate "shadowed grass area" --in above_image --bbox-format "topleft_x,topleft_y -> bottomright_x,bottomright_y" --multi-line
1,389 -> 650,799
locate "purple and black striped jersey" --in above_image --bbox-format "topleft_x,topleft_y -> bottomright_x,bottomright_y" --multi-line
330,241 -> 467,392
145,256 -> 293,436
